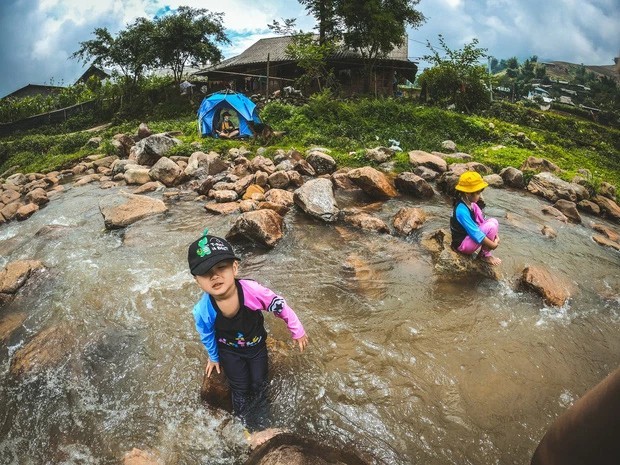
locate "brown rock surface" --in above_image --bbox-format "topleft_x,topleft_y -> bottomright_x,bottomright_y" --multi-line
520,266 -> 572,307
226,209 -> 284,248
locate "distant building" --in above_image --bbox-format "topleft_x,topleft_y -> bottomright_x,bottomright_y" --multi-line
558,95 -> 574,105
74,65 -> 111,85
1,84 -> 65,101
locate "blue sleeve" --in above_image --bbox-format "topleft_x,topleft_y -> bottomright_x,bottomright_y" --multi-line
455,203 -> 486,244
193,299 -> 219,363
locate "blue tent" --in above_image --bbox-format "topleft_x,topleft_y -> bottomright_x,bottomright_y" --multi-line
197,90 -> 261,138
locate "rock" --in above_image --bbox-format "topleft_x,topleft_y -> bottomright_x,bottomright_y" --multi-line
1,201 -> 23,221
124,168 -> 152,185
255,171 -> 269,187
599,182 -> 616,200
521,156 -> 560,173
365,146 -> 394,163
204,202 -> 240,215
243,184 -> 265,200
541,206 -> 568,222
123,448 -> 163,465
243,432 -> 370,465
92,155 -> 119,169
257,201 -> 289,216
264,189 -> 294,207
10,325 -> 75,376
306,151 -> 337,175
185,151 -> 229,178
227,209 -> 284,248
293,178 -> 339,222
0,260 -> 44,295
593,195 -> 620,223
520,266 -> 572,307
436,171 -> 461,196
111,159 -> 139,175
499,167 -> 525,188
342,212 -> 389,233
420,229 -> 501,280
484,174 -> 504,188
234,174 -> 256,196
408,150 -> 447,173
449,162 -> 492,175
553,199 -> 581,224
200,368 -> 233,413
112,133 -> 136,157
251,156 -> 276,175
527,172 -> 587,203
240,199 -> 258,212
331,169 -> 358,190
6,173 -> 28,186
148,157 -> 183,187
100,181 -> 118,189
16,203 -> 39,220
392,207 -> 426,235
394,172 -> 434,199
592,234 -> 620,251
293,158 -> 316,176
347,167 -> 397,199
592,224 -> 619,242
0,312 -> 27,342
133,181 -> 164,194
413,166 -> 440,181
137,122 -> 152,140
132,134 -> 181,166
99,192 -> 168,229
267,171 -> 289,189
577,200 -> 600,215
0,189 -> 21,205
74,174 -> 100,186
541,225 -> 557,238
441,140 -> 457,152
210,190 -> 238,203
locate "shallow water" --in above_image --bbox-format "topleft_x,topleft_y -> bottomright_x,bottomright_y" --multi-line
0,181 -> 619,464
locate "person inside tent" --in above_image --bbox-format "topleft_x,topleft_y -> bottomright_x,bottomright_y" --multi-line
216,111 -> 239,139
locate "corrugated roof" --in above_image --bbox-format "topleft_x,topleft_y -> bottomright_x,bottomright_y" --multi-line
197,35 -> 413,74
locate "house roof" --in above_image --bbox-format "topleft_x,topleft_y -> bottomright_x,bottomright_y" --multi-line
1,84 -> 65,100
195,35 -> 414,75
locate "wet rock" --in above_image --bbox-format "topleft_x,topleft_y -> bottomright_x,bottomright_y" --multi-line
499,167 -> 525,188
553,199 -> 581,224
124,168 -> 152,185
527,172 -> 587,203
16,203 -> 39,220
521,156 -> 560,173
307,151 -> 337,175
342,212 -> 389,233
293,178 -> 339,222
35,224 -> 71,238
347,167 -> 397,199
413,166 -> 440,181
541,225 -> 557,239
240,199 -> 259,212
0,312 -> 27,342
420,229 -> 500,280
484,174 -> 504,188
592,234 -> 620,251
149,157 -> 183,187
242,184 -> 265,200
0,189 -> 21,205
599,182 -> 616,200
123,448 -> 164,465
1,201 -> 23,221
74,174 -> 100,186
541,206 -> 568,223
365,146 -> 394,163
251,156 -> 276,175
593,195 -> 620,223
209,190 -> 238,203
133,181 -> 165,194
592,224 -> 619,242
408,150 -> 447,173
0,260 -> 45,296
392,207 -> 426,235
394,172 -> 434,199
226,209 -> 284,248
243,432 -> 371,465
204,202 -> 240,215
265,189 -> 294,208
99,192 -> 168,229
341,254 -> 387,299
441,140 -> 457,152
267,171 -> 289,189
577,200 -> 600,215
331,169 -> 358,190
10,324 -> 75,376
185,151 -> 229,178
520,266 -> 572,307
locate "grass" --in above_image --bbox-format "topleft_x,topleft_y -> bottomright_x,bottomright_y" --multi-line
1,96 -> 618,201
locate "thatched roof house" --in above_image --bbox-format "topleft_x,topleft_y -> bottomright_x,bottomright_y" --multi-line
195,35 -> 418,97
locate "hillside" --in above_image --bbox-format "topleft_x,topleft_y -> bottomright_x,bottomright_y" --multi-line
544,60 -> 619,83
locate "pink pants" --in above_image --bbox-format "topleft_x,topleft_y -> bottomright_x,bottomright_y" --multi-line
457,218 -> 498,257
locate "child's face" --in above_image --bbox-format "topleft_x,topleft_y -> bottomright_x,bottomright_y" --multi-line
194,259 -> 238,297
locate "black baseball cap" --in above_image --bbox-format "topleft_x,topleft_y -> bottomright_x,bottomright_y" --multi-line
188,231 -> 239,276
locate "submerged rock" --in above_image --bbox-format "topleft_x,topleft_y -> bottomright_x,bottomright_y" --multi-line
519,266 -> 572,307
341,212 -> 389,233
347,166 -> 397,199
10,324 -> 75,376
99,192 -> 168,229
392,207 -> 426,236
123,448 -> 164,465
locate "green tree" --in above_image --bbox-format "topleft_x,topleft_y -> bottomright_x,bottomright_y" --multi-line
153,6 -> 229,83
299,0 -> 340,44
418,35 -> 489,112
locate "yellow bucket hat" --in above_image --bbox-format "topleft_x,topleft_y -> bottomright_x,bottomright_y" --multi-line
455,171 -> 488,193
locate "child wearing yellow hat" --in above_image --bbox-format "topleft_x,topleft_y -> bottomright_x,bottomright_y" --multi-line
450,171 -> 501,266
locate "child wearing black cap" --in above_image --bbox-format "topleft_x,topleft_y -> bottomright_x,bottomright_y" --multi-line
188,230 -> 308,431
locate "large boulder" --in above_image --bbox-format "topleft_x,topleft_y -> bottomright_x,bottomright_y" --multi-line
408,150 -> 447,173
293,178 -> 339,222
226,209 -> 284,248
347,167 -> 397,199
204,202 -> 241,215
394,172 -> 434,198
392,207 -> 426,235
0,189 -> 21,205
519,266 -> 572,307
521,156 -> 561,173
148,157 -> 183,187
131,134 -> 181,166
499,167 -> 525,188
251,156 -> 276,175
124,168 -> 152,185
527,172 -> 588,203
0,260 -> 45,300
599,182 -> 616,200
185,151 -> 229,178
265,189 -> 294,207
541,206 -> 568,223
99,192 -> 168,229
267,171 -> 289,189
306,151 -> 337,175
25,188 -> 49,206
92,155 -> 119,169
15,203 -> 39,220
593,195 -> 620,223
553,199 -> 581,224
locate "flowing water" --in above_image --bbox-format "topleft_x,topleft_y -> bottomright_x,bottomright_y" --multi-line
0,180 -> 619,464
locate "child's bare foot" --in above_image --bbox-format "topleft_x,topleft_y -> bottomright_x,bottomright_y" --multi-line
481,255 -> 502,266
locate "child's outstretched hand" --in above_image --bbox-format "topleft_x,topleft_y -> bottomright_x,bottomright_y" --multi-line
206,360 -> 221,377
295,334 -> 309,352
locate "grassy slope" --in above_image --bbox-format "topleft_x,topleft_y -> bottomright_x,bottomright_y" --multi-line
1,97 -> 618,199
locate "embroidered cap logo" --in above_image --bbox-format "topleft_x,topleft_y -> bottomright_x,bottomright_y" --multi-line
196,228 -> 211,257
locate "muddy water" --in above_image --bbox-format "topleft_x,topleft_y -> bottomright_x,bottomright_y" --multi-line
0,182 -> 618,464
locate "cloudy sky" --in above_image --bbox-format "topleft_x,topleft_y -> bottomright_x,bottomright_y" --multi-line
0,0 -> 618,97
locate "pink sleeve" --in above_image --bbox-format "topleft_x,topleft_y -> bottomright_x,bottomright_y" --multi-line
240,280 -> 306,339
471,202 -> 486,225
